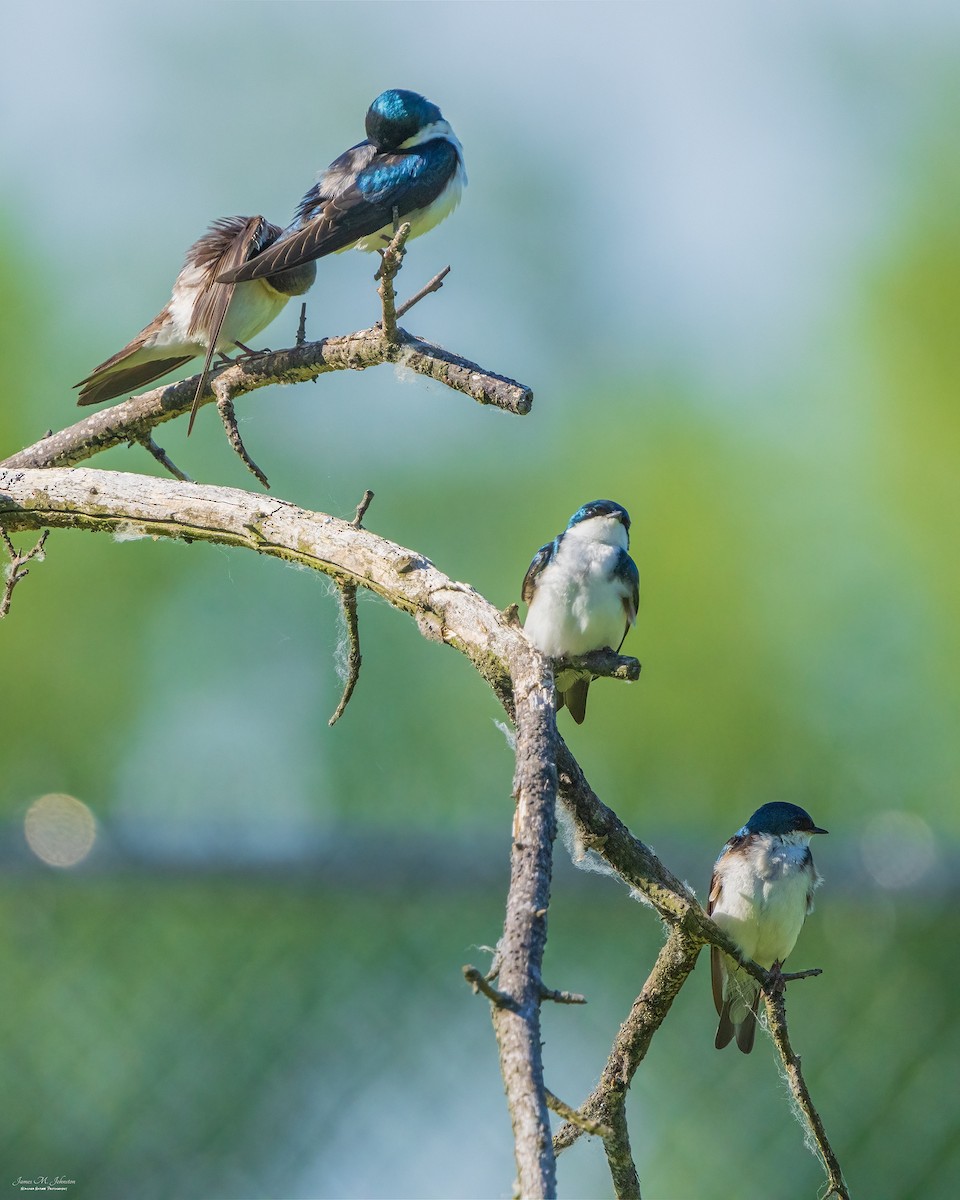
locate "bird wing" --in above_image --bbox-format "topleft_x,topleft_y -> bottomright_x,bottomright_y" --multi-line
615,550 -> 640,647
804,850 -> 820,916
219,140 -> 461,283
186,216 -> 281,434
707,865 -> 726,1017
187,216 -> 279,344
76,354 -> 195,407
521,542 -> 553,606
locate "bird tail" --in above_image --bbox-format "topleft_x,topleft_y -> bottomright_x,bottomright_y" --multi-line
714,996 -> 736,1050
713,954 -> 761,1054
563,677 -> 590,724
76,356 -> 195,406
735,991 -> 761,1054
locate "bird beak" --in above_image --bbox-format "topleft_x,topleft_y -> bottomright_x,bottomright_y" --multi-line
812,826 -> 829,835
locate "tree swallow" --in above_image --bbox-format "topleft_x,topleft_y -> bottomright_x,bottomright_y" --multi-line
521,500 -> 640,724
708,801 -> 827,1053
75,215 -> 316,430
217,89 -> 466,285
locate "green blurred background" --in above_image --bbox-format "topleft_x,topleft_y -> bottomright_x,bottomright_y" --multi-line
2,2 -> 958,1197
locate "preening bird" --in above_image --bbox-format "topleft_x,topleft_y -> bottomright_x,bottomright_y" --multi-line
708,801 -> 827,1053
522,500 -> 640,724
217,89 -> 466,285
75,216 -> 317,432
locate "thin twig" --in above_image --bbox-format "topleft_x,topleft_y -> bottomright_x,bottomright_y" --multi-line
463,964 -> 515,1009
554,649 -> 641,684
133,434 -> 190,481
4,333 -> 532,477
378,222 -> 412,344
544,1090 -> 611,1139
328,582 -> 361,727
554,927 -> 697,1158
0,527 -> 49,618
763,985 -> 849,1199
352,489 -> 375,528
603,1110 -> 643,1200
215,393 -> 269,489
540,984 -> 587,1005
326,490 -> 375,724
777,967 -> 823,984
396,265 -> 451,319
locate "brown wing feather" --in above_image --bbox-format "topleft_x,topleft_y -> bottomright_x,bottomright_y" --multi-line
76,355 -> 194,407
217,212 -> 346,282
76,323 -> 155,383
187,216 -> 275,344
521,544 -> 552,606
186,217 -> 278,435
218,145 -> 413,283
707,867 -> 726,1018
710,945 -> 726,1019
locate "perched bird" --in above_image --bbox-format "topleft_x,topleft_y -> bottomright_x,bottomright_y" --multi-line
75,216 -> 317,432
708,801 -> 827,1054
522,500 -> 640,724
217,89 -> 466,285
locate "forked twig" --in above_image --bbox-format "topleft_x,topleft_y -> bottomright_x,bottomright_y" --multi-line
133,434 -> 190,482
0,526 -> 49,618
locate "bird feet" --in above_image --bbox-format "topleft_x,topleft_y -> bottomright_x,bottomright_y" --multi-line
230,341 -> 272,360
765,961 -> 787,998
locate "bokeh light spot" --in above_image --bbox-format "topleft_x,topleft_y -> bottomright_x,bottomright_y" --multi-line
24,793 -> 97,867
860,810 -> 936,890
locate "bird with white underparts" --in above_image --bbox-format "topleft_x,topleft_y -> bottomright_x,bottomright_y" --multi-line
216,88 -> 466,285
708,801 -> 827,1054
75,216 -> 317,433
521,500 -> 640,724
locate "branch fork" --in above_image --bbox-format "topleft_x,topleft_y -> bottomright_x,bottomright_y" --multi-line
0,233 -> 846,1195
0,526 -> 48,617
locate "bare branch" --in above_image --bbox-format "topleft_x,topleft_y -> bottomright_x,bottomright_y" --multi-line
763,978 -> 849,1199
378,222 -> 411,343
0,464 -> 847,1199
396,265 -> 450,319
554,649 -> 641,684
215,390 -> 270,488
2,331 -> 532,475
778,967 -> 822,984
490,652 -> 560,1198
544,1090 -> 611,1140
328,582 -> 361,727
554,927 -> 698,1165
0,526 -> 49,618
351,489 -> 375,528
540,984 -> 586,1005
462,964 -> 514,1009
0,467 -> 518,696
133,434 -> 190,482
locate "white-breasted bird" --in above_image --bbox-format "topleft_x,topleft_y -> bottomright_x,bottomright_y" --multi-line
521,499 -> 640,724
708,801 -> 827,1053
75,215 -> 317,432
